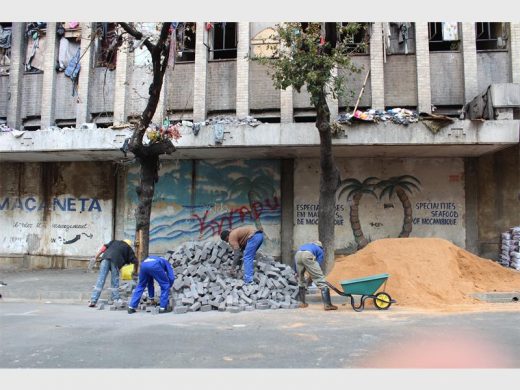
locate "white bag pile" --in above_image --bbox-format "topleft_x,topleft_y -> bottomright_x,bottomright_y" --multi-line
499,226 -> 520,270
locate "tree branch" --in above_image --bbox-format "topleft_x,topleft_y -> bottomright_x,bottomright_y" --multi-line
118,22 -> 154,53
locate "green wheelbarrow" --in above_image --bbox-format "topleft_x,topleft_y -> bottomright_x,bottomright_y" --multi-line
325,273 -> 396,312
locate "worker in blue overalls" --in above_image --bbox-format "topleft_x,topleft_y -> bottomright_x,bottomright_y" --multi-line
128,255 -> 175,314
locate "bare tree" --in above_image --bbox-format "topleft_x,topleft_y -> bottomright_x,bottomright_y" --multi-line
117,22 -> 180,263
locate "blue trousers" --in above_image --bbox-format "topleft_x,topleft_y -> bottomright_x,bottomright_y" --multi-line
129,259 -> 171,309
90,259 -> 120,303
243,231 -> 264,283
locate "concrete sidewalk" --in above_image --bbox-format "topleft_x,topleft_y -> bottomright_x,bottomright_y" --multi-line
0,268 -> 331,306
0,268 -> 126,304
0,268 -> 336,308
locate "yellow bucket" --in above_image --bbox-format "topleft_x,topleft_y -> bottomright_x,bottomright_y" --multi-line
121,264 -> 134,280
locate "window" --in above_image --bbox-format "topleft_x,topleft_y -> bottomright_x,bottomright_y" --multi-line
24,22 -> 47,73
340,23 -> 370,54
428,22 -> 460,51
0,23 -> 12,75
384,22 -> 416,55
208,22 -> 237,60
250,27 -> 279,59
94,23 -> 120,69
476,22 -> 508,51
175,22 -> 196,62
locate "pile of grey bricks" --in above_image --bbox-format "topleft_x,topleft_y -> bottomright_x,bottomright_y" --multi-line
167,240 -> 301,314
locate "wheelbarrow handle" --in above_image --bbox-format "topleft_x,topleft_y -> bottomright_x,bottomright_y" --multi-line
325,281 -> 346,296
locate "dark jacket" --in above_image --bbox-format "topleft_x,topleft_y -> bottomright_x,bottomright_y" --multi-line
102,240 -> 138,269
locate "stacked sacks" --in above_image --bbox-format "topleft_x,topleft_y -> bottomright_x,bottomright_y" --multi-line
499,226 -> 520,270
509,227 -> 520,270
166,240 -> 300,313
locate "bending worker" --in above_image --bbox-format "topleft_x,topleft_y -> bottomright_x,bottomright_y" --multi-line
128,255 -> 175,314
89,239 -> 138,308
295,240 -> 337,311
220,226 -> 264,284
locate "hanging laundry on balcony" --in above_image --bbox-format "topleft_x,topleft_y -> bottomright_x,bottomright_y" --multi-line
58,36 -> 81,71
24,23 -> 47,72
64,47 -> 81,96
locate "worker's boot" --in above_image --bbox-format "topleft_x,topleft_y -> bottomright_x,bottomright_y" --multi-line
321,287 -> 338,311
298,286 -> 308,308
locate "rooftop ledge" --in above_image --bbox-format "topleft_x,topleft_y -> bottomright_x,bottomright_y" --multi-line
0,120 -> 518,162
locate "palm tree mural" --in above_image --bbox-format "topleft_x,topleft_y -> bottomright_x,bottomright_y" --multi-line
377,175 -> 421,237
228,175 -> 276,231
336,177 -> 379,249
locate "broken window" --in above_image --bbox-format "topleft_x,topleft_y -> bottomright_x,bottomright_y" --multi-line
94,23 -> 121,69
340,22 -> 370,54
207,22 -> 237,60
24,22 -> 47,73
475,22 -> 508,51
175,22 -> 196,62
383,22 -> 416,55
0,23 -> 12,75
428,22 -> 460,51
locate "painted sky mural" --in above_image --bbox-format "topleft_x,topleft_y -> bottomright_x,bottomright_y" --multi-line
124,160 -> 282,256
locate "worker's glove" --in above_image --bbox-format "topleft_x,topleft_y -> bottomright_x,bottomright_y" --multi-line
232,249 -> 242,269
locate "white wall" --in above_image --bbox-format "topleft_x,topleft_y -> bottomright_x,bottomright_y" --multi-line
294,157 -> 466,251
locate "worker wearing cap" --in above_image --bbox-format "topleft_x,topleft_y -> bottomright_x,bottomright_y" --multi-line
88,239 -> 138,308
128,255 -> 175,314
295,241 -> 337,311
220,226 -> 264,284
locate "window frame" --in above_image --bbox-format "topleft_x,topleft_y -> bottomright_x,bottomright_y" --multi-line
208,22 -> 238,60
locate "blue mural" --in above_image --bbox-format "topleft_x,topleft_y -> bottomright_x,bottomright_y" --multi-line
125,160 -> 281,255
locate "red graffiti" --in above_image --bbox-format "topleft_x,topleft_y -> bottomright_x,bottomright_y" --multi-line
192,196 -> 280,236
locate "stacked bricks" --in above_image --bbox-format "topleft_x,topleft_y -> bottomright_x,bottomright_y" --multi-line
168,240 -> 300,314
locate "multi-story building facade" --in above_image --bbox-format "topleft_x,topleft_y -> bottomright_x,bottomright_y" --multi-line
0,22 -> 519,269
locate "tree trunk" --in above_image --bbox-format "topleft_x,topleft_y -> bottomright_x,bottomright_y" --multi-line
118,23 -> 175,263
316,92 -> 340,274
135,155 -> 159,260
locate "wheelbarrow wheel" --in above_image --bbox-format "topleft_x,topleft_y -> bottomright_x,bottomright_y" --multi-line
374,292 -> 392,310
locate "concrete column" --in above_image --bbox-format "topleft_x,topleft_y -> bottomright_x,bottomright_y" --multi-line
369,22 -> 385,109
462,23 -> 479,103
40,22 -> 58,129
510,23 -> 520,83
281,159 -> 294,265
6,23 -> 26,130
280,87 -> 293,123
464,157 -> 479,255
193,22 -> 208,123
326,67 -> 338,119
236,22 -> 250,118
76,23 -> 94,126
113,38 -> 129,124
415,23 -> 432,113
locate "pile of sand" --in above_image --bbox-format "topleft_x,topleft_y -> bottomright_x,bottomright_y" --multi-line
328,238 -> 520,310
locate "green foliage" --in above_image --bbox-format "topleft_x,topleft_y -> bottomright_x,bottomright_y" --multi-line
256,23 -> 363,106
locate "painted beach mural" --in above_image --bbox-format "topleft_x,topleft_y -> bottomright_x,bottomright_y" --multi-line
124,159 -> 282,256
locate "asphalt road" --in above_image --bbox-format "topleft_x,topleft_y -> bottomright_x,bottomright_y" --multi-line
1,301 -> 519,369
